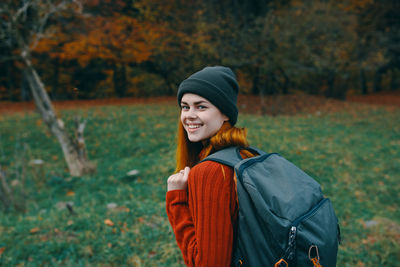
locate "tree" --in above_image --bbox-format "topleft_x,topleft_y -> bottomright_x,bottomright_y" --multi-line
256,0 -> 358,99
60,15 -> 156,97
0,0 -> 95,176
33,0 -> 163,98
132,0 -> 215,95
354,0 -> 400,93
186,0 -> 291,97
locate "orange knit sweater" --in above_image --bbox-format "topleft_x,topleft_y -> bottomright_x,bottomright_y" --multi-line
166,160 -> 238,267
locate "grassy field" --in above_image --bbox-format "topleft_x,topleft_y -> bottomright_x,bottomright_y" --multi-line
0,101 -> 399,266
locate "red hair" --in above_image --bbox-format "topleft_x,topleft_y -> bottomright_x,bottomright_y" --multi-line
175,121 -> 252,172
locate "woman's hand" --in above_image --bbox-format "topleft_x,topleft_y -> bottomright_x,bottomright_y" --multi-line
167,166 -> 190,191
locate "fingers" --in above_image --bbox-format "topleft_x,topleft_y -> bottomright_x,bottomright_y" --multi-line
183,166 -> 190,179
167,167 -> 190,191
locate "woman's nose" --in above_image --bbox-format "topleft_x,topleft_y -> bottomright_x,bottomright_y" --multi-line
185,108 -> 197,118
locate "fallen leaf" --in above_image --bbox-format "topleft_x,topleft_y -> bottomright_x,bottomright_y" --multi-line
104,219 -> 114,226
0,247 -> 5,256
30,227 -> 40,234
66,191 -> 75,196
148,251 -> 157,258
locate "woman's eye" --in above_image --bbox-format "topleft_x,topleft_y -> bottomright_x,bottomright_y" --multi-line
198,105 -> 207,110
181,105 -> 189,110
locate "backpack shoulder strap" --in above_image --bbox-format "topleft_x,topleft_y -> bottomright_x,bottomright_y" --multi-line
201,146 -> 267,168
201,146 -> 242,167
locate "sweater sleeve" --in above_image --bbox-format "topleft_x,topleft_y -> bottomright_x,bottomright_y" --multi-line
166,161 -> 238,267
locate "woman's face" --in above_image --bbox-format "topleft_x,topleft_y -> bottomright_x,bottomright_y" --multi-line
180,93 -> 228,142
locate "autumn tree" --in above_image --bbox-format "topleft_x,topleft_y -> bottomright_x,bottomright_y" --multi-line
131,0 -> 216,95
0,0 -> 95,176
270,0 -> 358,98
187,0 -> 291,97
33,0 -> 163,98
352,0 -> 400,93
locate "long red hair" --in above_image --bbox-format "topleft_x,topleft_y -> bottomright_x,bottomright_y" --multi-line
175,121 -> 252,172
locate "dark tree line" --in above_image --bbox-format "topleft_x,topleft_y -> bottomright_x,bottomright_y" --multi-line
1,0 -> 399,101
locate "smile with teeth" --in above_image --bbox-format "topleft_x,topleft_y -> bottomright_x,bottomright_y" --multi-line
186,123 -> 202,130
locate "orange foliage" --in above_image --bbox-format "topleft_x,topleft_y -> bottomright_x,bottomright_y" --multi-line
59,15 -> 160,65
33,6 -> 166,67
33,29 -> 70,57
337,0 -> 374,12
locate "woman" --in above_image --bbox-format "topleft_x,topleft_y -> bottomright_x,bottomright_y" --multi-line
166,66 -> 254,266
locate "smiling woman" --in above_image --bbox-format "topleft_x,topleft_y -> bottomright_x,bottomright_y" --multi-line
180,94 -> 228,143
166,66 -> 255,267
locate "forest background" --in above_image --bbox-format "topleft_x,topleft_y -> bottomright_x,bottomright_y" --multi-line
1,0 -> 399,101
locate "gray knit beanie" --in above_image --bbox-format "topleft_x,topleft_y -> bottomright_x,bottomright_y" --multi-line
177,66 -> 239,125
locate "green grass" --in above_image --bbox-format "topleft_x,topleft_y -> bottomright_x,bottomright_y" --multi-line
0,103 -> 399,266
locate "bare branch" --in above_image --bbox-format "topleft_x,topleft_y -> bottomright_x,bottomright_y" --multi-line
31,0 -> 78,49
13,1 -> 32,24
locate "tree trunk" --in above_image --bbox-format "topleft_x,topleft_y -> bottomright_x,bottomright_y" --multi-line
20,70 -> 31,101
373,65 -> 389,93
390,68 -> 398,91
373,68 -> 382,93
113,63 -> 127,97
6,62 -> 18,101
325,70 -> 341,98
51,57 -> 60,100
251,66 -> 260,95
22,56 -> 95,177
278,67 -> 289,95
360,68 -> 368,95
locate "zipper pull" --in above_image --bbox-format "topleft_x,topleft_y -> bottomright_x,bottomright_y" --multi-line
287,226 -> 297,260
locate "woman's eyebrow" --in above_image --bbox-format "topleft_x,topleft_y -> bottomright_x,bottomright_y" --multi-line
181,100 -> 208,105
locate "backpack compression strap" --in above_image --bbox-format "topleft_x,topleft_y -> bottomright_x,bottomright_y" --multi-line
201,146 -> 266,167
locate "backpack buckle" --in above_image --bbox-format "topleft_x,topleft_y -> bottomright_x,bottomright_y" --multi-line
308,245 -> 322,267
308,244 -> 320,261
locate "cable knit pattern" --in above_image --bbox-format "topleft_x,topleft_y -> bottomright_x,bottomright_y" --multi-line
166,160 -> 238,267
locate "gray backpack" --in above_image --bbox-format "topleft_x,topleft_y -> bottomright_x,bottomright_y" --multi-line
203,147 -> 340,267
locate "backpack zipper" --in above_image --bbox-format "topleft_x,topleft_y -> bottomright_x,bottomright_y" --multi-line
281,198 -> 330,262
292,198 -> 329,227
